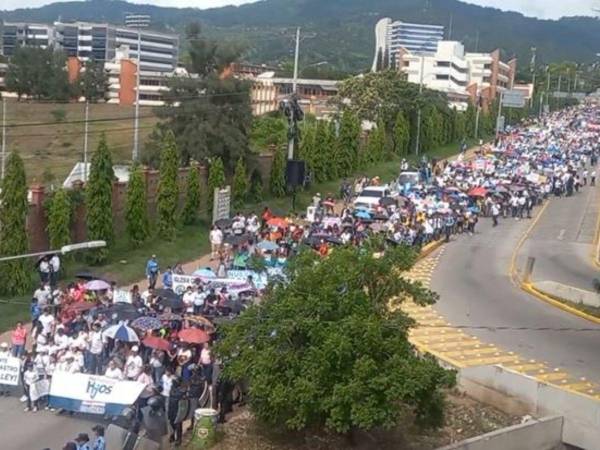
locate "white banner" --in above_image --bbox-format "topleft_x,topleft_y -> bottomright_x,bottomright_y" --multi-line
30,379 -> 50,402
49,371 -> 145,415
0,355 -> 21,386
172,274 -> 201,295
113,289 -> 132,304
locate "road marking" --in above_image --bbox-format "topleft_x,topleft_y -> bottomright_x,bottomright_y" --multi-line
557,229 -> 566,241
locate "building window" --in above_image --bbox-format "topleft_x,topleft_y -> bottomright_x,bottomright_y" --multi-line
436,74 -> 449,80
436,61 -> 450,67
484,63 -> 492,70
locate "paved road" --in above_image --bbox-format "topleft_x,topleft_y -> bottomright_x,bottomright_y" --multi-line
521,183 -> 600,291
431,199 -> 600,381
0,394 -> 102,450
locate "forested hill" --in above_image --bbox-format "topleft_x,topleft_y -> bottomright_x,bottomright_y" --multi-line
2,0 -> 599,72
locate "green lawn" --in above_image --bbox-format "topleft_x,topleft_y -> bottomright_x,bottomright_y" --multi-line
0,138 -> 479,332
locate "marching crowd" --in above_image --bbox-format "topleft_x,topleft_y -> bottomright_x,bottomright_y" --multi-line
1,105 -> 599,450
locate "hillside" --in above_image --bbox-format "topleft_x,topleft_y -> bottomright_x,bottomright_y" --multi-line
2,0 -> 600,72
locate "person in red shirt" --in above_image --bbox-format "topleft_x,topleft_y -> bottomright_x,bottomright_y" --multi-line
11,322 -> 27,357
261,206 -> 273,226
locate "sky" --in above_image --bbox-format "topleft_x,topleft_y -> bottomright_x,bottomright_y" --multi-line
0,0 -> 598,20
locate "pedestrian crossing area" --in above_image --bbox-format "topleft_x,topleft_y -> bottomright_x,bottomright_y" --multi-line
393,248 -> 600,400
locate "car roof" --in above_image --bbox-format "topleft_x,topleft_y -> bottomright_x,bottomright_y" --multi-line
361,186 -> 388,191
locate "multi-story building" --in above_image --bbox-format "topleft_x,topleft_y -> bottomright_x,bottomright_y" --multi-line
465,49 -> 517,105
1,22 -> 55,56
372,17 -> 444,72
53,21 -> 179,72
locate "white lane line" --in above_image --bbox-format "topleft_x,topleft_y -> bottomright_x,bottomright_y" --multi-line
558,229 -> 566,241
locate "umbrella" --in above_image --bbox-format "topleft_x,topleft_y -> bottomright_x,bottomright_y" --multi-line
303,236 -> 322,247
64,301 -> 97,313
257,240 -> 279,251
85,279 -> 111,291
178,328 -> 210,344
157,296 -> 185,311
214,218 -> 233,229
158,312 -> 183,321
103,323 -> 139,342
468,187 -> 488,198
193,268 -> 217,278
75,271 -> 100,281
224,234 -> 251,246
267,217 -> 289,229
186,315 -> 216,331
132,316 -> 162,331
322,200 -> 336,208
101,303 -> 141,321
379,197 -> 396,207
153,289 -> 179,301
355,210 -> 371,219
325,236 -> 344,245
142,336 -> 171,352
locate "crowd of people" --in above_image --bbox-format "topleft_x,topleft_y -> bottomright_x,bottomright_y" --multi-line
2,105 -> 599,450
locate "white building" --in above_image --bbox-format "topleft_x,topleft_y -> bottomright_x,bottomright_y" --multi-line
372,17 -> 445,72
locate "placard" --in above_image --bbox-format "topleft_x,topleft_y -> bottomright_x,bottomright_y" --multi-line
0,355 -> 21,386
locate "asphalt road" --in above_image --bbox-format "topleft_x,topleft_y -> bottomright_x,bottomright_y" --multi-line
0,394 -> 102,450
521,183 -> 600,291
431,200 -> 600,381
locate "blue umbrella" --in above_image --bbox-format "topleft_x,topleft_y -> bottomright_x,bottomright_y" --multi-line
193,268 -> 216,278
257,240 -> 279,251
131,316 -> 162,331
103,323 -> 140,343
355,210 -> 371,219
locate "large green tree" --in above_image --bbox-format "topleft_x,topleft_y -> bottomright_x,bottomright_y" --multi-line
250,115 -> 288,152
155,23 -> 252,170
156,132 -> 180,239
0,151 -> 30,295
232,157 -> 249,210
335,110 -> 361,177
207,157 -> 226,213
269,147 -> 286,197
46,188 -> 72,250
125,165 -> 150,247
181,166 -> 202,225
393,112 -> 410,156
366,122 -> 386,164
85,134 -> 114,263
216,237 -> 455,433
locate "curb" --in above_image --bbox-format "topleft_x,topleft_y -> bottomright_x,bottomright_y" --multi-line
419,240 -> 444,260
522,282 -> 600,325
510,199 -> 600,325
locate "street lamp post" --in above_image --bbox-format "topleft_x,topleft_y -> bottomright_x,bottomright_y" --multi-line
0,241 -> 107,263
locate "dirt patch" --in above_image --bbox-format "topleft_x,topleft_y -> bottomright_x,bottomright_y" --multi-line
201,391 -> 520,450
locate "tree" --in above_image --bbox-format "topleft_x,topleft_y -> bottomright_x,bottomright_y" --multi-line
248,169 -> 264,204
125,165 -> 150,247
232,157 -> 249,210
335,110 -> 361,177
311,120 -> 330,183
85,134 -> 114,263
156,132 -> 180,240
250,115 -> 288,152
0,151 -> 30,295
46,188 -> 72,250
270,147 -> 286,197
393,112 -> 410,156
366,121 -> 386,163
156,23 -> 253,170
216,237 -> 455,434
181,166 -> 202,225
299,121 -> 317,178
79,58 -> 107,102
207,157 -> 225,213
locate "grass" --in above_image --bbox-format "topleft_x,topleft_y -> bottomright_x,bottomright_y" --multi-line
0,138 -> 480,332
4,99 -> 160,183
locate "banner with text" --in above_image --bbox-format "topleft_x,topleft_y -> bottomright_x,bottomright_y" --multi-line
0,355 -> 21,386
49,371 -> 145,415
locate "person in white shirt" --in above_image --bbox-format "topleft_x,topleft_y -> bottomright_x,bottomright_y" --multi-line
49,254 -> 60,286
124,346 -> 143,380
34,285 -> 51,308
104,359 -> 124,380
161,368 -> 175,398
87,323 -> 104,375
38,309 -> 55,336
182,287 -> 195,314
23,364 -> 39,412
209,226 -> 224,260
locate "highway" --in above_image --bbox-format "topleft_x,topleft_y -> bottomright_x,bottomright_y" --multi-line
431,188 -> 600,382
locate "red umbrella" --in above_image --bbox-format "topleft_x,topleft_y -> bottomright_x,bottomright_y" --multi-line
468,187 -> 488,198
65,301 -> 97,313
142,336 -> 171,352
178,328 -> 210,344
267,217 -> 289,229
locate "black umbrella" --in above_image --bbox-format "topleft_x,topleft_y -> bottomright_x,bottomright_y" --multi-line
379,197 -> 396,207
101,303 -> 142,322
158,296 -> 185,311
303,236 -> 322,247
224,234 -> 251,246
325,236 -> 344,245
372,214 -> 389,221
153,288 -> 179,301
214,218 -> 233,229
75,271 -> 102,281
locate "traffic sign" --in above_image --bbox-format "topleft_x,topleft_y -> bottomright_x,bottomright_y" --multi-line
502,90 -> 526,108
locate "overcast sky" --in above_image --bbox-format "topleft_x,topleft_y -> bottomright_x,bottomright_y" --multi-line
1,0 -> 598,20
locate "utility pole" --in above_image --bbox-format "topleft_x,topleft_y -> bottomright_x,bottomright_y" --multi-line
292,27 -> 300,94
83,100 -> 89,182
1,98 -> 5,180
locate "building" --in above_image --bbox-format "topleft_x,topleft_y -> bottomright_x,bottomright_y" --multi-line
372,17 -> 444,72
53,21 -> 179,72
1,22 -> 55,56
465,49 -> 516,105
252,72 -> 339,118
397,40 -> 516,109
399,41 -> 470,110
0,62 -> 7,94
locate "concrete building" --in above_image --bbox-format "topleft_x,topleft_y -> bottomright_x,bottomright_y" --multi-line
465,49 -> 517,105
372,17 -> 444,72
1,22 -> 55,56
53,21 -> 179,72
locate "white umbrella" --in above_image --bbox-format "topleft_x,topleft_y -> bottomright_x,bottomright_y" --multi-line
103,323 -> 139,343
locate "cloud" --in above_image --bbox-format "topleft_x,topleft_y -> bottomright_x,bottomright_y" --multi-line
462,0 -> 597,19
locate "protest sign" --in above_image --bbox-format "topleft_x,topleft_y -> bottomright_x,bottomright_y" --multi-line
113,289 -> 132,304
0,355 -> 21,386
49,371 -> 145,415
30,379 -> 50,402
172,274 -> 201,295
